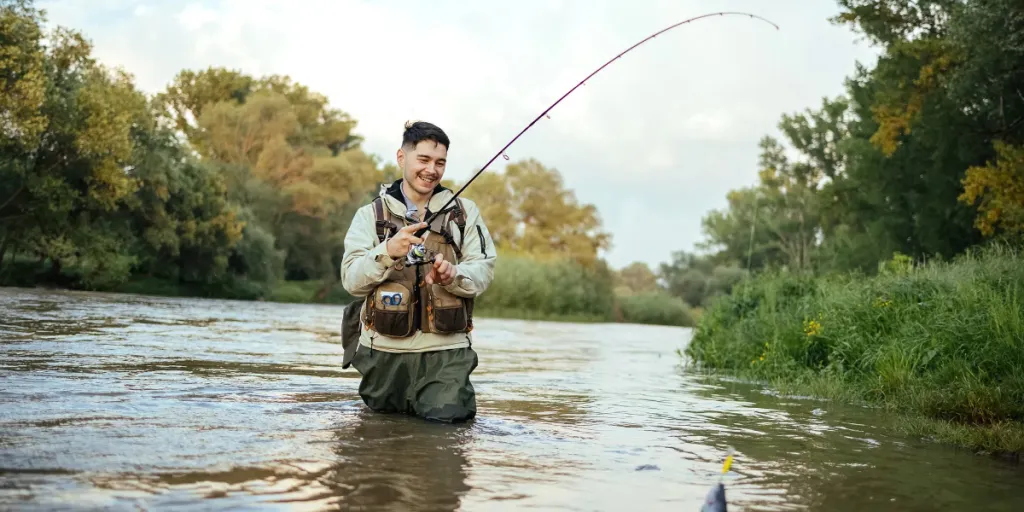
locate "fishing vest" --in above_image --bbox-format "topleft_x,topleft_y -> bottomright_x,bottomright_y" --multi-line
361,195 -> 475,338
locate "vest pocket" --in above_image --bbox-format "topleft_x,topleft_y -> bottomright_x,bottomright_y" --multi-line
428,283 -> 469,333
370,282 -> 415,337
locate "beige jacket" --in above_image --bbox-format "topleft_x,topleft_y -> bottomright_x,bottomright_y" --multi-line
340,180 -> 497,353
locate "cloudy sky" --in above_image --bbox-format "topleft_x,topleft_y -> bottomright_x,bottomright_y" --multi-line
38,0 -> 880,270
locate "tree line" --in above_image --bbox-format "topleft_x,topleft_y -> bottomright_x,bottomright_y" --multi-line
589,0 -> 1024,320
0,0 -> 694,324
4,0 -> 1019,326
690,0 -> 1023,279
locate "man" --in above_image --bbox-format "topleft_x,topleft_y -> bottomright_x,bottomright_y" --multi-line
340,120 -> 496,423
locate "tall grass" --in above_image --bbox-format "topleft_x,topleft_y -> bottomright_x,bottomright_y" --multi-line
684,244 -> 1024,456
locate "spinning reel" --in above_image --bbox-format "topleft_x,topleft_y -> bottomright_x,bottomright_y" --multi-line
405,241 -> 437,267
403,207 -> 439,267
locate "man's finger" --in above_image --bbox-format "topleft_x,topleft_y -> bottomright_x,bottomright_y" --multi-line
400,222 -> 428,233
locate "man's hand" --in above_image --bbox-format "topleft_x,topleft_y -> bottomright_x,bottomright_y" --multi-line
425,253 -> 456,286
386,222 -> 427,259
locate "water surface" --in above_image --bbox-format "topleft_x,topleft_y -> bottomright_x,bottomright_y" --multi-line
1,287 -> 1022,510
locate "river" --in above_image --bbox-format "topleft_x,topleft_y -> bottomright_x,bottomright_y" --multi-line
1,286 -> 1022,511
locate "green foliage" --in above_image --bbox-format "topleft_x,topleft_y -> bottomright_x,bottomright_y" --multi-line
656,250 -> 747,309
693,0 -> 1024,281
686,244 -> 1024,454
457,159 -> 612,266
616,291 -> 694,327
475,251 -> 617,321
0,1 -> 386,304
681,1 -> 1024,456
472,251 -> 695,326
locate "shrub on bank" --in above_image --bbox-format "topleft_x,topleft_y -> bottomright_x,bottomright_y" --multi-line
616,290 -> 695,327
685,244 -> 1024,455
473,252 -> 617,322
472,252 -> 696,326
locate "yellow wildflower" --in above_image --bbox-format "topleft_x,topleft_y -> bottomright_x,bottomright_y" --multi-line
803,318 -> 822,337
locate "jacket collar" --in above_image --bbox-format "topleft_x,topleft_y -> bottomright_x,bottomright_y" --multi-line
379,179 -> 455,218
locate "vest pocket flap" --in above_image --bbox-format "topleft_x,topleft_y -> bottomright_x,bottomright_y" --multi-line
375,282 -> 411,312
427,284 -> 469,333
428,283 -> 462,308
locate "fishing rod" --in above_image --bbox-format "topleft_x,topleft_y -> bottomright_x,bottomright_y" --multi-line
408,10 -> 779,264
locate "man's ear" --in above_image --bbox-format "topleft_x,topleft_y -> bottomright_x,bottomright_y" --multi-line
396,147 -> 405,168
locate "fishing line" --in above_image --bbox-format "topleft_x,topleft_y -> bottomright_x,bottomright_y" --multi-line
416,10 -> 780,237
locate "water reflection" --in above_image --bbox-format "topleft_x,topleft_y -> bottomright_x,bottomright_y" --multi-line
680,374 -> 1024,511
321,411 -> 473,510
2,287 -> 1023,511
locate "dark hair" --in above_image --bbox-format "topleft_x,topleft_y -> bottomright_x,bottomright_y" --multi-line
402,120 -> 450,151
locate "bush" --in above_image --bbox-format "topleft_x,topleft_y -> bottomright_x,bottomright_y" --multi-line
617,291 -> 695,327
685,244 -> 1024,455
474,251 -> 617,321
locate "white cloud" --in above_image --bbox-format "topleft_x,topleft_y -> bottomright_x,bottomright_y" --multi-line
37,0 -> 881,270
176,3 -> 218,32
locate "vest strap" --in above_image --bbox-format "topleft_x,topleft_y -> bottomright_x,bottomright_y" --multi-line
371,195 -> 468,258
372,197 -> 398,244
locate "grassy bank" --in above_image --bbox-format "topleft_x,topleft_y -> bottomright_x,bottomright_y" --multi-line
0,252 -> 697,327
684,244 -> 1024,458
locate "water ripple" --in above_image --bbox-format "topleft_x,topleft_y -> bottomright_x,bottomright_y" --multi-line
1,287 -> 1023,511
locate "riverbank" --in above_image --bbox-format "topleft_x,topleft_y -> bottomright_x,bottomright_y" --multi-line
683,244 -> 1024,459
0,252 -> 696,327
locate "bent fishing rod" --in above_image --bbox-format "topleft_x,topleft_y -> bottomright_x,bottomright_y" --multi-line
414,10 -> 779,239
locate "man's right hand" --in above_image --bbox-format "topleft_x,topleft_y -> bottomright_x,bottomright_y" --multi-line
386,222 -> 428,259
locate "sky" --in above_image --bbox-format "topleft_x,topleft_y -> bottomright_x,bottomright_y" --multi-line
37,0 -> 881,271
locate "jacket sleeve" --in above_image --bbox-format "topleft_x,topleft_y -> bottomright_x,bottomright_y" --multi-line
341,204 -> 396,297
444,199 -> 497,298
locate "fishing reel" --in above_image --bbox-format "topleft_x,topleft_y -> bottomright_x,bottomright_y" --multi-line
405,242 -> 437,267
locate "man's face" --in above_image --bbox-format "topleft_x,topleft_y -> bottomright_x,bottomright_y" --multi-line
397,140 -> 447,196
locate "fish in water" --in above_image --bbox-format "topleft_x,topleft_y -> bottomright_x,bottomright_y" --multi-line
700,448 -> 734,511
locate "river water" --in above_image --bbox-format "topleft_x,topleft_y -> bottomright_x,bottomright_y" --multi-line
1,287 -> 1022,511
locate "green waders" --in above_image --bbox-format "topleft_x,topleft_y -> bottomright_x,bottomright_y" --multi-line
349,344 -> 479,423
341,297 -> 479,423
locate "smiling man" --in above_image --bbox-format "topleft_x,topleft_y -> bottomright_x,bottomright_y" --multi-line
340,120 -> 497,423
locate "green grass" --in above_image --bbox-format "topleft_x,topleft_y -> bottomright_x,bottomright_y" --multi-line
684,243 -> 1024,458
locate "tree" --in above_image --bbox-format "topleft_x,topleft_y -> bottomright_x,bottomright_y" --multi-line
459,159 -> 612,265
959,141 -> 1024,239
153,67 -> 363,158
150,67 -> 387,288
0,2 -> 151,284
699,134 -> 825,272
614,261 -> 659,296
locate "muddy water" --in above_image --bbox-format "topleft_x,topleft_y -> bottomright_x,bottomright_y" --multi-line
1,287 -> 1022,511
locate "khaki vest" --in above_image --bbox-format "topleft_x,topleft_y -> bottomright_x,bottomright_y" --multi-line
362,196 -> 475,338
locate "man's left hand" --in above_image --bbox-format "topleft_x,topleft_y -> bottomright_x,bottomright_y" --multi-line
425,253 -> 456,286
